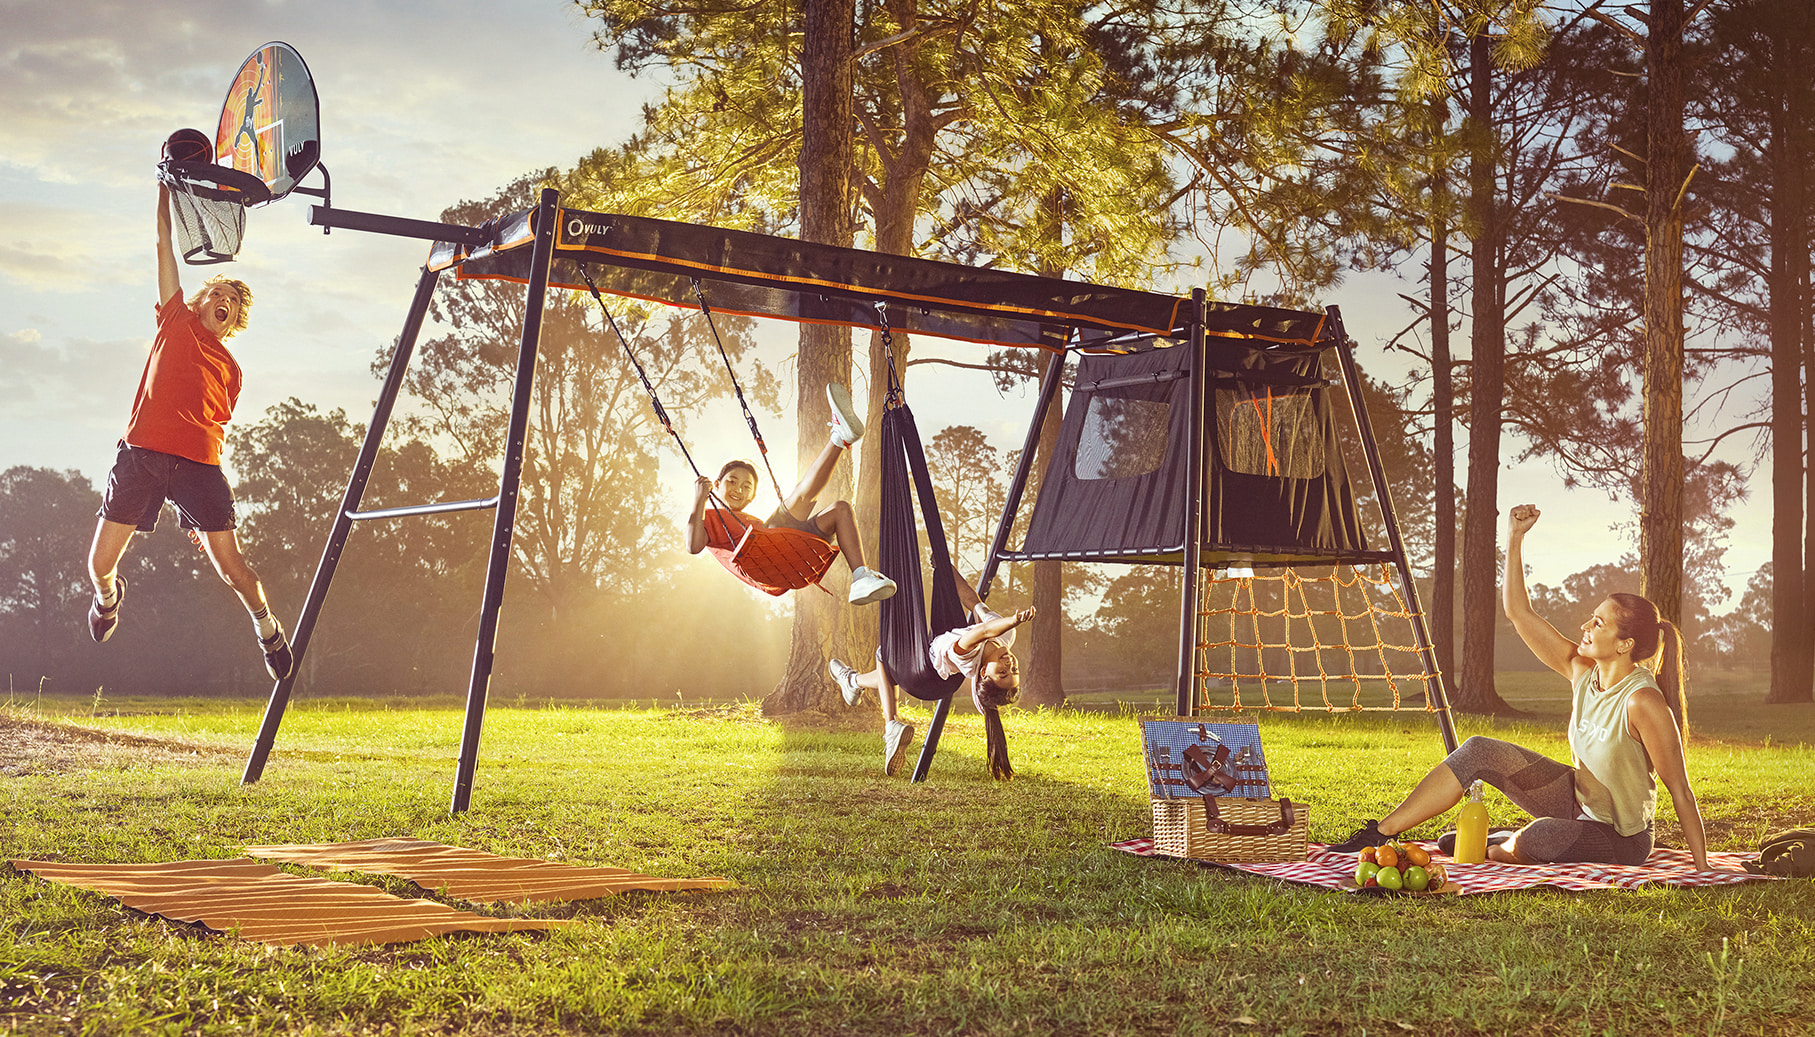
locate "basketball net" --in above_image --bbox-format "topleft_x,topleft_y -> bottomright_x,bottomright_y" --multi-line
1192,563 -> 1446,715
164,173 -> 248,265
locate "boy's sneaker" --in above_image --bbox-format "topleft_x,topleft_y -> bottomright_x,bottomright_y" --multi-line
88,577 -> 126,643
848,568 -> 898,605
827,383 -> 864,448
1326,819 -> 1390,854
829,657 -> 863,706
261,622 -> 295,681
884,719 -> 916,776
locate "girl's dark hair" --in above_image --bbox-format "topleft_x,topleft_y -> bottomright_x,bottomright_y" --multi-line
1607,592 -> 1689,739
981,707 -> 1013,780
970,684 -> 1015,780
717,459 -> 758,482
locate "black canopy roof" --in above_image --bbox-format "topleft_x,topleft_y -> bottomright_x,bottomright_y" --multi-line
431,208 -> 1336,352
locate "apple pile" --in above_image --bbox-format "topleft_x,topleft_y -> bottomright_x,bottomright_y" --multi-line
1354,841 -> 1448,892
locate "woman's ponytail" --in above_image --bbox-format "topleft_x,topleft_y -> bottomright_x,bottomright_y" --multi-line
1609,592 -> 1689,740
1656,619 -> 1688,740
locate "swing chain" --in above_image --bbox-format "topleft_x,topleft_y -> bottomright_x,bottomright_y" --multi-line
877,300 -> 905,407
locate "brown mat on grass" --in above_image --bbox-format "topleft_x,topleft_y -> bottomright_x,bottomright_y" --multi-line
244,838 -> 735,904
9,858 -> 568,947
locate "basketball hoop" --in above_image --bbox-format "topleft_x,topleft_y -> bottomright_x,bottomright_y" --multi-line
157,159 -> 271,264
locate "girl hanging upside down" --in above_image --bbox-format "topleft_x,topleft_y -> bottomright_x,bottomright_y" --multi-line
1329,503 -> 1732,872
828,568 -> 1033,777
685,383 -> 897,605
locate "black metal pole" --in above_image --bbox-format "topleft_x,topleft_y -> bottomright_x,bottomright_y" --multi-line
450,188 -> 560,813
1174,290 -> 1209,717
911,346 -> 1070,784
241,264 -> 441,784
1325,306 -> 1460,753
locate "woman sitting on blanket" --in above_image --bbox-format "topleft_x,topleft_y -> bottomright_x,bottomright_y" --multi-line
1331,503 -> 1718,871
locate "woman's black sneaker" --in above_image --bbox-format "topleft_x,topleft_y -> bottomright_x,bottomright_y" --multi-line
1327,820 -> 1389,853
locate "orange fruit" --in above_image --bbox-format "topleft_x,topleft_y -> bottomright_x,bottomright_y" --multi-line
1403,843 -> 1431,868
1360,846 -> 1378,864
1376,845 -> 1399,870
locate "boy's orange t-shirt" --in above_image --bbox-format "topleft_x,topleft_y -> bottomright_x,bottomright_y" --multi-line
123,295 -> 243,465
702,507 -> 764,551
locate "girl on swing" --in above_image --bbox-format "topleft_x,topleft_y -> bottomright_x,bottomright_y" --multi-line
685,383 -> 897,605
828,569 -> 1034,777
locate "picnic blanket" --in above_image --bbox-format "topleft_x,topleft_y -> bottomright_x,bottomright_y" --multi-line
8,858 -> 567,948
1112,839 -> 1774,894
243,838 -> 735,904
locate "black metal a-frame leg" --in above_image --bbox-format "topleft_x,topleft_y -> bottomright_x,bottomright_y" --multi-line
241,264 -> 442,785
449,188 -> 560,812
240,188 -> 562,813
1324,305 -> 1460,754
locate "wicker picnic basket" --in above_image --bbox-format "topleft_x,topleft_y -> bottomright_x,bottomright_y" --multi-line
1150,796 -> 1309,863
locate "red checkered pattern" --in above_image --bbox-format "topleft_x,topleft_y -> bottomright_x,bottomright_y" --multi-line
1111,838 -> 1775,894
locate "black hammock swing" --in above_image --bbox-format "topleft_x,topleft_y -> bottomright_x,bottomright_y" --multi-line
578,267 -> 839,596
874,337 -> 1013,779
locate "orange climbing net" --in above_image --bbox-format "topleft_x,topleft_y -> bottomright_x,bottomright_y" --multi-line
1193,562 -> 1446,714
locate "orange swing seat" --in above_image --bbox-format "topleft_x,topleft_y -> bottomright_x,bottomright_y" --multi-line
707,516 -> 840,596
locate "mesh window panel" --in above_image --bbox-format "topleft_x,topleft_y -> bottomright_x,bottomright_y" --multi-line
1073,395 -> 1171,480
1215,387 -> 1322,479
169,184 -> 247,264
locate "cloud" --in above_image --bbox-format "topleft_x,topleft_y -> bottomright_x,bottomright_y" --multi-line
0,200 -> 146,293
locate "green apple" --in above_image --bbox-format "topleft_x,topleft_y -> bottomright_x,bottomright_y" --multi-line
1376,865 -> 1404,891
1355,861 -> 1381,886
1403,865 -> 1430,892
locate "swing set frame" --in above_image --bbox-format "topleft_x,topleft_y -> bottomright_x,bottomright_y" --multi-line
241,189 -> 1452,811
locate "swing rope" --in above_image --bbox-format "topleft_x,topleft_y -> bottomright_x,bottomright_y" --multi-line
574,265 -> 837,596
574,265 -> 748,536
691,278 -> 788,509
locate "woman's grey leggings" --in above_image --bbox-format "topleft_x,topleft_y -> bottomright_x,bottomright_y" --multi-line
1444,736 -> 1653,866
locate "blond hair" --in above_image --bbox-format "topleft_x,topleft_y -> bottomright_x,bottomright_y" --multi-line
188,276 -> 253,338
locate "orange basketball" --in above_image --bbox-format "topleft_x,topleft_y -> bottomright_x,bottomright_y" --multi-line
163,127 -> 213,164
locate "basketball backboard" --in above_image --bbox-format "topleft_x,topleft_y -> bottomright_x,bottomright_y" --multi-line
213,42 -> 321,205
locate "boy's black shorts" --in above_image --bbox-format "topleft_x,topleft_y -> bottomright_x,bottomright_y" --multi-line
98,442 -> 238,533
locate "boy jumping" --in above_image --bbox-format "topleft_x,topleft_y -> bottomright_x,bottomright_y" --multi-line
84,181 -> 293,681
686,384 -> 897,605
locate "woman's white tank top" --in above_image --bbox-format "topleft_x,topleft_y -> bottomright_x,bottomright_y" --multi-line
1568,666 -> 1658,837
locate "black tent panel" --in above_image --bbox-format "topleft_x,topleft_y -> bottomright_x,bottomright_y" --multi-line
430,209 -> 1339,352
1017,345 -> 1196,561
1006,338 -> 1383,568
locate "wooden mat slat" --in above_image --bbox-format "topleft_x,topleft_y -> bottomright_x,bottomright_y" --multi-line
10,858 -> 567,947
245,838 -> 734,904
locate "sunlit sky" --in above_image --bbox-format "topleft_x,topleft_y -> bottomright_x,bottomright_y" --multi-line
0,0 -> 1773,610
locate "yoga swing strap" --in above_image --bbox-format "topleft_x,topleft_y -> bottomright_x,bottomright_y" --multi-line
575,266 -> 838,596
873,303 -> 1014,779
874,304 -> 967,702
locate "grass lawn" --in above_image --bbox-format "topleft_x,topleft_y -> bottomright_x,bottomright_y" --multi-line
2,679 -> 1812,1036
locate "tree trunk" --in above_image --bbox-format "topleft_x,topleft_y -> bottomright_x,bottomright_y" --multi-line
1457,31 -> 1514,715
765,0 -> 856,715
1429,95 -> 1457,687
1638,0 -> 1689,627
851,0 -> 940,683
1767,8 -> 1813,704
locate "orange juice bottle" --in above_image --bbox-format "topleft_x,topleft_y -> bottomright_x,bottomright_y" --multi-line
1454,781 -> 1489,863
